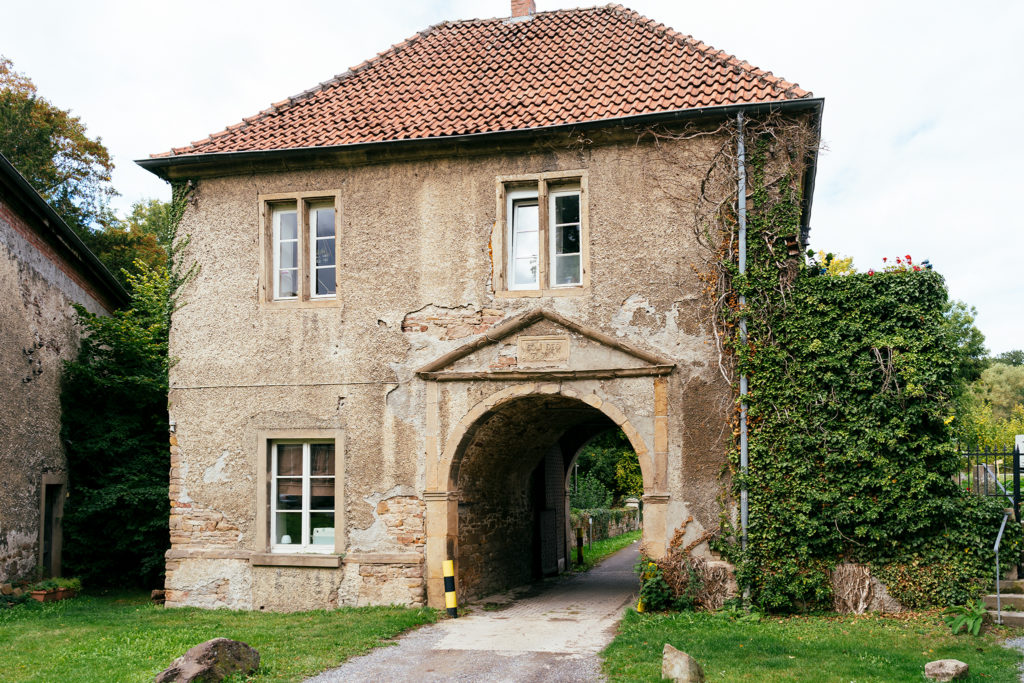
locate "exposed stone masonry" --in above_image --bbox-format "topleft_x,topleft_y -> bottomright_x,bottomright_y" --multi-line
402,306 -> 505,341
168,434 -> 239,549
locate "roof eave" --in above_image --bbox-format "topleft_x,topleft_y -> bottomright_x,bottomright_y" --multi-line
0,154 -> 129,309
138,98 -> 824,181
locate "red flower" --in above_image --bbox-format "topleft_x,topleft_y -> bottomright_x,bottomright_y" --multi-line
905,254 -> 912,262
868,269 -> 875,276
882,257 -> 887,263
913,265 -> 921,271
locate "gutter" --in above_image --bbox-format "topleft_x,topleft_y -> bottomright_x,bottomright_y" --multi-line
0,153 -> 129,309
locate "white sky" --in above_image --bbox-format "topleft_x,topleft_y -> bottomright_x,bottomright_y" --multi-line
2,0 -> 1020,353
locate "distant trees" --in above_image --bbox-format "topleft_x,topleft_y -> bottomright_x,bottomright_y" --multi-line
0,55 -> 169,289
570,429 -> 642,508
0,56 -> 115,238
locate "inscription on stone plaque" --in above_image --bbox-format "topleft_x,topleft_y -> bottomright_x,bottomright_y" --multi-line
518,335 -> 570,366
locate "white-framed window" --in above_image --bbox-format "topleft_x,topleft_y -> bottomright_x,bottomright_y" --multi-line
272,204 -> 299,299
309,203 -> 337,298
508,190 -> 540,290
495,172 -> 588,296
270,441 -> 336,554
548,188 -> 581,287
262,192 -> 339,306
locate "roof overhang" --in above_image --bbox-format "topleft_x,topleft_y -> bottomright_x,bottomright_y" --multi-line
0,154 -> 129,310
138,96 -> 824,239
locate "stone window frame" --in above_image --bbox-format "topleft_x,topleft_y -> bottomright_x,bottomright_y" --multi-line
258,191 -> 342,309
492,170 -> 590,298
254,429 -> 345,566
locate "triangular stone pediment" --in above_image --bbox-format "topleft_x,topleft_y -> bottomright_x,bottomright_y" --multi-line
416,309 -> 675,381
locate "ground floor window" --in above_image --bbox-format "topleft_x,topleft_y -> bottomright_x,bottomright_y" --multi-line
270,441 -> 336,553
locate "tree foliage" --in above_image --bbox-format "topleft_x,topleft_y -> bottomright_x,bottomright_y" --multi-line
574,429 -> 641,505
994,350 -> 1024,367
61,262 -> 173,587
570,473 -> 613,510
0,56 -> 116,237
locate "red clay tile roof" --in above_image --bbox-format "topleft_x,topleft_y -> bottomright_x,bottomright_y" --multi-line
156,4 -> 811,158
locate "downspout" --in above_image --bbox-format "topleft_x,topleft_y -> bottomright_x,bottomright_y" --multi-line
737,113 -> 749,556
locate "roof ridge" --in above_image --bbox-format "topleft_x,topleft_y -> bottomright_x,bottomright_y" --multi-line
602,3 -> 809,99
158,5 -> 817,159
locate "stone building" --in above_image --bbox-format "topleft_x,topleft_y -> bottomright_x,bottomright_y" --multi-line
140,2 -> 822,610
0,154 -> 126,584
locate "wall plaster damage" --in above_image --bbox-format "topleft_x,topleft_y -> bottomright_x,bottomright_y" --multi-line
160,128 -> 739,611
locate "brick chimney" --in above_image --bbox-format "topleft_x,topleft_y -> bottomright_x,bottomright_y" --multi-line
511,0 -> 536,18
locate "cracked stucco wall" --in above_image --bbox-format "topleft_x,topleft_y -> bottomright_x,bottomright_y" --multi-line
166,127 -> 733,609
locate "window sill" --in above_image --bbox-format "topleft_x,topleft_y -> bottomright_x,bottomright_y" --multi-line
259,297 -> 342,310
495,287 -> 587,299
251,553 -> 343,568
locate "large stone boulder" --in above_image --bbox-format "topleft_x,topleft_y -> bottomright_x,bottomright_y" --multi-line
924,659 -> 968,681
154,638 -> 260,682
662,643 -> 705,682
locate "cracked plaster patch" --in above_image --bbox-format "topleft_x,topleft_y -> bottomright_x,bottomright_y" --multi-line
347,485 -> 419,551
203,450 -> 231,484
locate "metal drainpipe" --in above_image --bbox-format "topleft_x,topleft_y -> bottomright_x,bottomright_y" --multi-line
737,112 -> 749,555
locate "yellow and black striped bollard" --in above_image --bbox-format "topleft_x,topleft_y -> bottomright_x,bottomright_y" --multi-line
443,559 -> 458,618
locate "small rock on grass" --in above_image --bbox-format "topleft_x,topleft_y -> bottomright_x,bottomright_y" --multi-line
924,659 -> 968,681
155,638 -> 259,683
662,643 -> 705,682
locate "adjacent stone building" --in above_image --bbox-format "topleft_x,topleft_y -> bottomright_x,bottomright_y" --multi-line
0,154 -> 126,584
140,2 -> 822,610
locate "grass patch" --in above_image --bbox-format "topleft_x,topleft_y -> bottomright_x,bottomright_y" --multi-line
574,530 -> 641,572
603,609 -> 1023,682
0,591 -> 435,682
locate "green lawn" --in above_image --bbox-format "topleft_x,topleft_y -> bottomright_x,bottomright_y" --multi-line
0,591 -> 435,683
603,609 -> 1023,682
574,529 -> 641,572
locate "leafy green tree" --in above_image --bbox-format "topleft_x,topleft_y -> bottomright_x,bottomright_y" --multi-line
61,261 -> 173,587
944,301 -> 988,383
0,56 -> 116,238
570,473 -> 612,509
575,429 -> 641,504
971,363 -> 1024,422
995,350 -> 1024,367
615,454 -> 643,499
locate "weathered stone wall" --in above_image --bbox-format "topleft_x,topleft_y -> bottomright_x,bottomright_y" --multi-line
0,198 -> 110,584
166,127 -> 735,609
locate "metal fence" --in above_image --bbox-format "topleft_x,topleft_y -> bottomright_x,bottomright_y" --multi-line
956,446 -> 1021,521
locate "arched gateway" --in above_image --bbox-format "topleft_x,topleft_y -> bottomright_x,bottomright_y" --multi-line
417,309 -> 674,608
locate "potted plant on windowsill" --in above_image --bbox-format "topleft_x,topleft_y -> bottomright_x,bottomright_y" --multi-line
29,577 -> 81,602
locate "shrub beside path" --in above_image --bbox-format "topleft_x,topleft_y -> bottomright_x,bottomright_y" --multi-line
306,542 -> 640,682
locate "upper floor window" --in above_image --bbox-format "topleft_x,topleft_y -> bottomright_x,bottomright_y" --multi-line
494,171 -> 588,297
260,192 -> 340,307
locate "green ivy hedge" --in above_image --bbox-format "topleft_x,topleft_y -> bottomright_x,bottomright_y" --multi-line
716,132 -> 1021,611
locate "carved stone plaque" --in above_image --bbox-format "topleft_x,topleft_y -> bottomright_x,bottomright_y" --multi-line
517,335 -> 570,366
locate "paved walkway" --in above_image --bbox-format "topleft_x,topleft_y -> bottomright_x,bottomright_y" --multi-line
307,541 -> 640,682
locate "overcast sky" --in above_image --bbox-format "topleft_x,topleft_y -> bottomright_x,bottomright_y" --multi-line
2,0 -> 1020,352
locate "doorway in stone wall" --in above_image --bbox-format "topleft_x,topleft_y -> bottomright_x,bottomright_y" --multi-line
440,390 -> 653,604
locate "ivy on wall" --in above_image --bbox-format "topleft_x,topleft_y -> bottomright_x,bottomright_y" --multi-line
702,123 -> 1020,610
